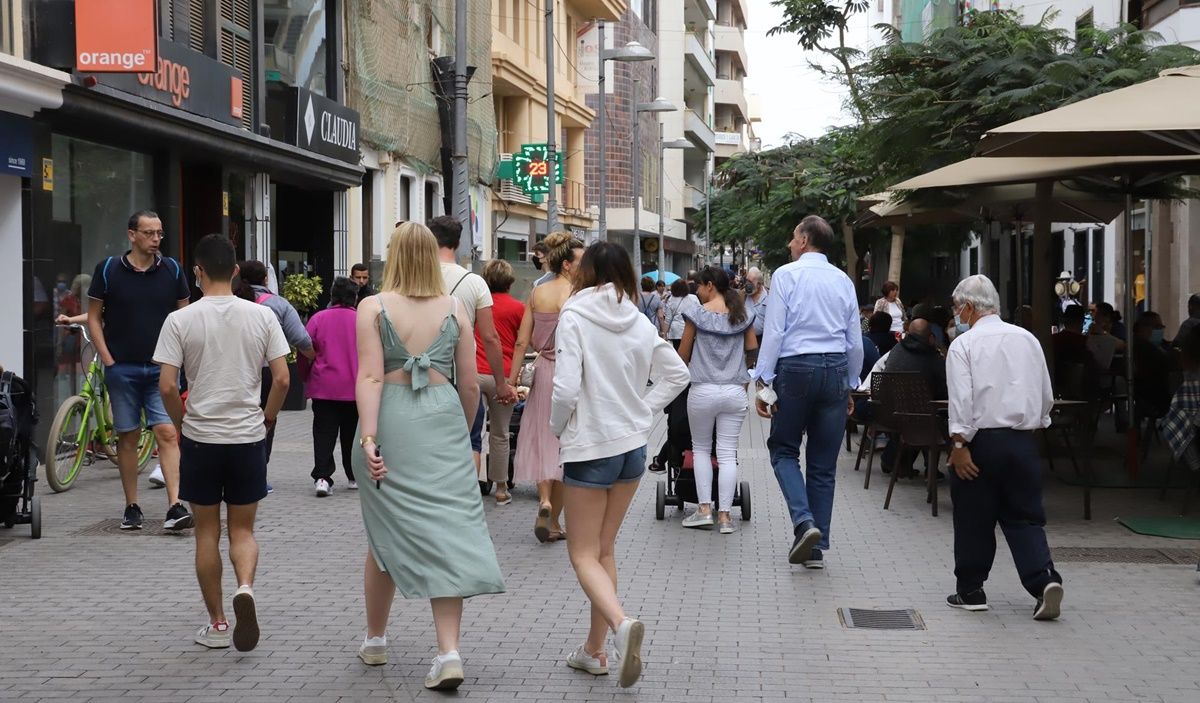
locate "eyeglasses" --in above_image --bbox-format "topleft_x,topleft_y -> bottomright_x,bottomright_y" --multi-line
136,229 -> 166,239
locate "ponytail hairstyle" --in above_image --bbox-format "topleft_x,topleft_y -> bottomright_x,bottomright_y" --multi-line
697,265 -> 746,326
543,231 -> 585,274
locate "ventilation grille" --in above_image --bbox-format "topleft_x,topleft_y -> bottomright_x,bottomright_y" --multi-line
838,608 -> 925,630
219,0 -> 254,129
187,0 -> 207,53
1054,547 -> 1200,564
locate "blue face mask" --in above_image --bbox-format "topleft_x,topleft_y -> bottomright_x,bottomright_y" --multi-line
954,313 -> 970,334
1151,329 -> 1165,346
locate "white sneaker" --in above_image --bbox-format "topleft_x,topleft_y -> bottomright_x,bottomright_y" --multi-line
682,509 -> 714,529
195,621 -> 231,648
566,645 -> 609,675
424,650 -> 464,690
315,479 -> 332,497
347,481 -> 358,490
148,464 -> 165,488
613,618 -> 645,688
358,635 -> 387,665
231,585 -> 260,652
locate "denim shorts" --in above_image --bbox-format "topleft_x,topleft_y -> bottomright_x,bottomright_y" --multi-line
179,436 -> 268,506
563,446 -> 647,489
470,398 -> 485,453
105,362 -> 172,433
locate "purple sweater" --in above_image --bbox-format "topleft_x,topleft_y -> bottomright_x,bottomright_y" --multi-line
302,305 -> 358,401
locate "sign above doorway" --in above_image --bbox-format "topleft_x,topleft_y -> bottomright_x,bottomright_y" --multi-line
74,0 -> 157,74
288,88 -> 361,165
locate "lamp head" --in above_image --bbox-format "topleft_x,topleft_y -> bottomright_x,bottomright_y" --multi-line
604,41 -> 655,62
637,97 -> 677,113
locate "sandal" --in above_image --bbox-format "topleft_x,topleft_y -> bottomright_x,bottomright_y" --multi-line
495,492 -> 512,506
534,504 -> 552,542
547,529 -> 567,542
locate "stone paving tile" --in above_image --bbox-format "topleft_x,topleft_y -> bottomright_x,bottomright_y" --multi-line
2,405 -> 1199,702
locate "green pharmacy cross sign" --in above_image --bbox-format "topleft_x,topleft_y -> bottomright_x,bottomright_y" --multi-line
497,144 -> 563,202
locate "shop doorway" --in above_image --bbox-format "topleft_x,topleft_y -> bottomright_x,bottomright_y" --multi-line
272,182 -> 334,304
179,163 -> 223,268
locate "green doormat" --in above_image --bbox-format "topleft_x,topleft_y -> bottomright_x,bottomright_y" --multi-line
1117,516 -> 1200,540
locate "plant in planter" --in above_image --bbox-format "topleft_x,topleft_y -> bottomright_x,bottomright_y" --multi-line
280,273 -> 323,410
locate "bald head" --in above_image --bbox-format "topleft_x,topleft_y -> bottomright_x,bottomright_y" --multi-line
906,318 -> 933,343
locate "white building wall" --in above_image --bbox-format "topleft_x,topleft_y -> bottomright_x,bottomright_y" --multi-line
659,0 -> 687,232
1149,7 -> 1200,48
1,177 -> 22,376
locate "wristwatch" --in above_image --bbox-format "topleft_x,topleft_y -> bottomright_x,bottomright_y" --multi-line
953,440 -> 966,450
360,434 -> 377,447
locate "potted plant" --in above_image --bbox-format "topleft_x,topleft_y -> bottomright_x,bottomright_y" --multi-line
280,273 -> 323,410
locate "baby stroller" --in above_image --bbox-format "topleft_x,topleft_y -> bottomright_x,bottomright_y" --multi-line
0,371 -> 41,539
653,385 -> 751,521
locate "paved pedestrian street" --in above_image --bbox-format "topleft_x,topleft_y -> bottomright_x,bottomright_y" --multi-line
3,409 -> 1199,703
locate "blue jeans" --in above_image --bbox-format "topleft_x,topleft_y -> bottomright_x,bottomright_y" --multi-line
767,353 -> 849,551
105,362 -> 171,433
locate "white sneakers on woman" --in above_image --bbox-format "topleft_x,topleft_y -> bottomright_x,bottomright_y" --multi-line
613,618 -> 645,688
358,635 -> 388,666
566,646 -> 609,675
425,650 -> 464,690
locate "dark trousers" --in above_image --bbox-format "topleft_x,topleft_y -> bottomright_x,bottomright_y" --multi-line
950,429 -> 1062,598
310,399 -> 358,484
259,367 -> 276,464
766,353 -> 849,550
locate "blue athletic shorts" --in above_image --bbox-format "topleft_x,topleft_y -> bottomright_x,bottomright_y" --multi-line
563,446 -> 647,489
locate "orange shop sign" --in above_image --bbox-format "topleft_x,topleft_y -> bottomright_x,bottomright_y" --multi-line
75,0 -> 158,73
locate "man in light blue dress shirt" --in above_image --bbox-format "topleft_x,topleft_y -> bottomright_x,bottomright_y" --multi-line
753,216 -> 863,569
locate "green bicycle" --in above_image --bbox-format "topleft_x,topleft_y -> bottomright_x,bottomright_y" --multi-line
44,324 -> 156,492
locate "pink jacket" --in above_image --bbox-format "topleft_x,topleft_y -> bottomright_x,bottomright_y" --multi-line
300,305 -> 358,401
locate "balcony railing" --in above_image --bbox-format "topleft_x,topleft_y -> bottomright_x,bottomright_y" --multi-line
563,179 -> 587,214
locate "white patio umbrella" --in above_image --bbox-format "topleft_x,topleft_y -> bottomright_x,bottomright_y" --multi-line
976,65 -> 1200,158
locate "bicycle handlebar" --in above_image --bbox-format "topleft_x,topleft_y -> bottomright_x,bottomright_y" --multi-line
57,323 -> 93,344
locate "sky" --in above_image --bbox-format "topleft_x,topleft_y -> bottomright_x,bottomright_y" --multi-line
744,2 -> 881,148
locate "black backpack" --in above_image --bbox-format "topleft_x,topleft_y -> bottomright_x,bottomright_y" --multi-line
0,371 -> 36,481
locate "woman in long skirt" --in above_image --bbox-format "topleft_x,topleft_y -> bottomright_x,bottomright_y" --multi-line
509,232 -> 586,542
353,222 -> 505,691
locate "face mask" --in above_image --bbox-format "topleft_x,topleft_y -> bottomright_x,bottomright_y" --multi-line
1151,329 -> 1165,346
954,313 -> 970,334
56,282 -> 68,293
530,256 -> 543,271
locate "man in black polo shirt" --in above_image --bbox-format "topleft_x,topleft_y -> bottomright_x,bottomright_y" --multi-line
88,210 -> 193,531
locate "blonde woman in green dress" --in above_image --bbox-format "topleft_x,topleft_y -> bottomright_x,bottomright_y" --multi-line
352,222 -> 505,690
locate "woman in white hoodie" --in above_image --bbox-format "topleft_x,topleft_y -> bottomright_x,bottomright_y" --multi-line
550,242 -> 690,688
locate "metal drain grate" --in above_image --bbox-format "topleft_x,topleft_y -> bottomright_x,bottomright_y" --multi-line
1054,547 -> 1200,564
70,518 -> 218,537
838,608 -> 925,630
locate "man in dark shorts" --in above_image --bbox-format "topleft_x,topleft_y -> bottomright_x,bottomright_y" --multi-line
155,234 -> 291,651
87,210 -> 192,531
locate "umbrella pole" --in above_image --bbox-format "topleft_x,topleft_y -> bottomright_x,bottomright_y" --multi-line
1123,191 -> 1139,477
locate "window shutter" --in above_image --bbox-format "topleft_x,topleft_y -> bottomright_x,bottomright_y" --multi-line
219,0 -> 254,129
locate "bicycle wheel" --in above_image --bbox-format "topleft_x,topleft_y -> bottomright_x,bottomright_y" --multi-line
45,396 -> 91,492
135,428 -> 157,473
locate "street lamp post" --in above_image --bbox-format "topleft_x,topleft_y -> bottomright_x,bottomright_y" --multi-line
596,27 -> 654,241
629,88 -> 677,274
659,135 -> 694,277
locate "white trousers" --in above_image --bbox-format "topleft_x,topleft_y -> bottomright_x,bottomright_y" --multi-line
686,383 -> 748,512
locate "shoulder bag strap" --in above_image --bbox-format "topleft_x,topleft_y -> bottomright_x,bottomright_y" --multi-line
449,272 -> 471,296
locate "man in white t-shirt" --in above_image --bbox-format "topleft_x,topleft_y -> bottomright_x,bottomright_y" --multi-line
154,234 -> 291,654
429,217 -> 517,484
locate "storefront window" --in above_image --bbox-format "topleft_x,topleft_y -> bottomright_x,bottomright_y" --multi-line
40,135 -> 155,411
264,0 -> 328,95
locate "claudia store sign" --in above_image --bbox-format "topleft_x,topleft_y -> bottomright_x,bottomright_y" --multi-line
290,87 -> 360,164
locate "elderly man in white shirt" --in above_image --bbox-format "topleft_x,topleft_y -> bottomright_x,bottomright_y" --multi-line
754,216 -> 863,570
945,274 -> 1064,621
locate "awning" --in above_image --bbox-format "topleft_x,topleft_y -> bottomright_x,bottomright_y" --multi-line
890,155 -> 1200,191
859,183 -> 1124,228
976,65 -> 1200,157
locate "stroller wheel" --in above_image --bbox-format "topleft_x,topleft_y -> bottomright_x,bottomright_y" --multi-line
739,481 -> 751,521
655,481 -> 665,520
30,496 -> 41,539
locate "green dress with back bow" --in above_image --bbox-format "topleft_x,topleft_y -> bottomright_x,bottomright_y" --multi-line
352,298 -> 505,599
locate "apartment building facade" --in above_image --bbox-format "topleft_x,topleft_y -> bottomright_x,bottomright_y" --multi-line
491,0 -> 618,264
